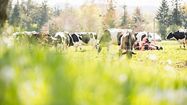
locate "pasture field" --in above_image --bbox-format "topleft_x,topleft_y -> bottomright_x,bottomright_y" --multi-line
0,39 -> 187,105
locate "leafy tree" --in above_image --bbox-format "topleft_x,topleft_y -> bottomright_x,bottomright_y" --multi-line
170,0 -> 183,26
104,0 -> 116,28
53,6 -> 61,17
181,4 -> 187,28
39,1 -> 49,29
9,1 -> 21,27
132,7 -> 144,32
156,0 -> 170,39
120,5 -> 129,28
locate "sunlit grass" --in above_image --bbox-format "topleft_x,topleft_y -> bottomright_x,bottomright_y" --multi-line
0,38 -> 187,105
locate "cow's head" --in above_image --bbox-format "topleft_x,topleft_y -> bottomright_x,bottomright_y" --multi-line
166,33 -> 174,40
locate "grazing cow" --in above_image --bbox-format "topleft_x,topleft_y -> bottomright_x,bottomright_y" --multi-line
97,28 -> 132,53
53,32 -> 98,51
167,31 -> 187,48
119,31 -> 136,58
73,32 -> 98,45
54,32 -> 70,45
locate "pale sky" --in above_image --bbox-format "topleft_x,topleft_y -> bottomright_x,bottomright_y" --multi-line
44,0 -> 187,7
15,0 -> 187,7
14,0 -> 187,14
45,0 -> 161,7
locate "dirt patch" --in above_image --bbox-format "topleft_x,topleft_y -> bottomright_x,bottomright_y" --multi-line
175,61 -> 187,69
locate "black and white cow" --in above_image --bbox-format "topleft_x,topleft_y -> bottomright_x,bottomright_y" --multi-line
167,31 -> 187,48
119,30 -> 136,58
72,32 -> 97,45
53,32 -> 71,50
69,32 -> 98,51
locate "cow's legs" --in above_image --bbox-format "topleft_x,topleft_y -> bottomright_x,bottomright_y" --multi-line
184,43 -> 185,49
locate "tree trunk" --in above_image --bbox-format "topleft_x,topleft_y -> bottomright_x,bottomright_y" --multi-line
0,0 -> 9,27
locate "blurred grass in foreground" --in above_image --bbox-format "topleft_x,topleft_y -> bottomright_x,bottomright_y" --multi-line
0,38 -> 187,105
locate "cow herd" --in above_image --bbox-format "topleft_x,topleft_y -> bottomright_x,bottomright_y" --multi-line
12,28 -> 187,58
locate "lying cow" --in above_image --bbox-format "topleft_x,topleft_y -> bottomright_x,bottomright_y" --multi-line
167,31 -> 187,49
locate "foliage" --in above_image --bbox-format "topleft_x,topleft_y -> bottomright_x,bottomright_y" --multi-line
156,0 -> 170,38
166,24 -> 182,34
181,3 -> 187,28
49,3 -> 103,35
8,0 -> 50,31
120,5 -> 129,28
131,7 -> 144,32
104,0 -> 116,28
170,0 -> 183,26
156,0 -> 170,25
9,1 -> 21,27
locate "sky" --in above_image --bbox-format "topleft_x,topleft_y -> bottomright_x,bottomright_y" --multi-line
43,0 -> 187,7
14,0 -> 187,14
44,0 -> 162,7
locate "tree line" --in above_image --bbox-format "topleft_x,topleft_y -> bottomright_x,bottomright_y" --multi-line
1,0 -> 187,39
156,0 -> 187,39
8,0 -> 52,31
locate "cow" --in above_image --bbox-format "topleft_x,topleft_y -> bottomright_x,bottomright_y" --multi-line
53,32 -> 71,51
119,30 -> 136,58
96,28 -> 132,53
135,32 -> 162,42
134,32 -> 163,50
73,32 -> 98,45
167,31 -> 187,49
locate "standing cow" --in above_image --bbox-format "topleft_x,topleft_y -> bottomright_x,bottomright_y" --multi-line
54,32 -> 70,50
167,31 -> 187,49
119,30 -> 136,58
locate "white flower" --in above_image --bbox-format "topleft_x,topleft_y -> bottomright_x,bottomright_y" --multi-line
167,59 -> 172,65
148,54 -> 157,61
0,66 -> 15,83
118,74 -> 127,84
164,65 -> 175,71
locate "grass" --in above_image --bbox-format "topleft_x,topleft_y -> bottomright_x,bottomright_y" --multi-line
0,38 -> 187,105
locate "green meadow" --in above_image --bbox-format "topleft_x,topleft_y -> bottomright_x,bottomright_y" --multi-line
0,39 -> 187,105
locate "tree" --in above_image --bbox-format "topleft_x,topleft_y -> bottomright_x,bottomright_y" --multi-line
79,4 -> 103,32
132,7 -> 144,32
39,1 -> 49,29
53,6 -> 61,17
104,0 -> 116,28
0,0 -> 9,28
120,5 -> 129,28
156,0 -> 170,39
181,4 -> 187,28
9,1 -> 21,27
170,0 -> 183,26
156,0 -> 170,26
